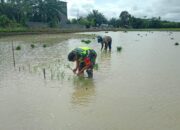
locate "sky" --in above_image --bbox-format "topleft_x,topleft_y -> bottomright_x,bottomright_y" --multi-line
64,0 -> 180,22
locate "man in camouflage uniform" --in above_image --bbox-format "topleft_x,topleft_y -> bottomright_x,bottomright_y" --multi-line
68,47 -> 97,78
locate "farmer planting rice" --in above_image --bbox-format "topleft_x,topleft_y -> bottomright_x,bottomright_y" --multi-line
68,47 -> 97,78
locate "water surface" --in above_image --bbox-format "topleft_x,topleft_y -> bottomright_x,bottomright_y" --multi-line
0,31 -> 180,130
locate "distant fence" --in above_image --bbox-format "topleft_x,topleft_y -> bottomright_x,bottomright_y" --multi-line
26,22 -> 85,29
60,24 -> 85,29
26,22 -> 48,28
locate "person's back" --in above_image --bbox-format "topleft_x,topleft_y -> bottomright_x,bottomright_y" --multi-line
73,47 -> 90,59
103,36 -> 112,44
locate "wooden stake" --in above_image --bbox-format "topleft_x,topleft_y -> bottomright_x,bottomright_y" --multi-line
12,41 -> 16,68
43,68 -> 46,79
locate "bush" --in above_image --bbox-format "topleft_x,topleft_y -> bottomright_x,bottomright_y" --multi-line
48,18 -> 59,28
0,15 -> 23,28
0,15 -> 12,28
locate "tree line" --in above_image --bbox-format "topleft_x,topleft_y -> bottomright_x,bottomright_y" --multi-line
70,10 -> 180,29
0,0 -> 64,27
0,0 -> 180,29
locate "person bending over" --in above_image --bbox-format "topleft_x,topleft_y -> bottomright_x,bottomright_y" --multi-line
68,47 -> 97,78
97,36 -> 112,51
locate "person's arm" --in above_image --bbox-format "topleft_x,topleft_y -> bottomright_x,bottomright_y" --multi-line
77,65 -> 90,76
77,57 -> 91,75
73,60 -> 79,73
101,42 -> 104,50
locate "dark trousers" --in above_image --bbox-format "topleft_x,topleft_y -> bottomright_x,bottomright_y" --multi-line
105,41 -> 112,50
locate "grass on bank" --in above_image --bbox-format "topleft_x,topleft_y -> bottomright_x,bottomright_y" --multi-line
1,27 -> 180,34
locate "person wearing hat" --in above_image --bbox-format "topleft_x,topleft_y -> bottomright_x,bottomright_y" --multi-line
68,47 -> 97,78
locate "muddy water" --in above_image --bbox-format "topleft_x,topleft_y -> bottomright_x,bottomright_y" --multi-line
0,32 -> 180,130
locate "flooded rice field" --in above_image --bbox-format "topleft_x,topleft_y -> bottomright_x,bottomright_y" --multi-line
0,31 -> 180,130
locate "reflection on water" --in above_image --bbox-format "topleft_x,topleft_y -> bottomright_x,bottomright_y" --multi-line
71,78 -> 95,106
100,50 -> 111,60
95,50 -> 112,81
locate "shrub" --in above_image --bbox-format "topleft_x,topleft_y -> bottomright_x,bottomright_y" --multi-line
0,15 -> 12,28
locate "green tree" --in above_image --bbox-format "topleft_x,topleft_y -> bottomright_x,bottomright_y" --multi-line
0,0 -> 30,25
0,0 -> 4,4
78,17 -> 93,28
71,18 -> 78,24
149,17 -> 162,28
131,17 -> 145,28
119,11 -> 131,28
87,10 -> 107,27
108,18 -> 120,27
0,15 -> 12,27
29,0 -> 63,25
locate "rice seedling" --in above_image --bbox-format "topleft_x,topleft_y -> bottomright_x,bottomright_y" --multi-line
16,45 -> 21,50
94,63 -> 99,70
31,44 -> 35,48
81,39 -> 91,44
68,76 -> 71,81
43,44 -> 47,48
61,71 -> 65,79
117,46 -> 122,52
66,64 -> 73,70
175,42 -> 179,46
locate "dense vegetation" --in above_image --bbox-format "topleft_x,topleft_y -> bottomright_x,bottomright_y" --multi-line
71,10 -> 180,29
0,0 -> 180,29
0,0 -> 64,28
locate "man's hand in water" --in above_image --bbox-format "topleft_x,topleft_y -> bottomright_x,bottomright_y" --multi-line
77,71 -> 83,76
77,72 -> 81,76
73,68 -> 77,74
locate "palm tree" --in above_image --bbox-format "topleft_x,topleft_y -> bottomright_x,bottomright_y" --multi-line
119,11 -> 131,27
87,10 -> 107,27
0,0 -> 5,4
29,0 -> 64,24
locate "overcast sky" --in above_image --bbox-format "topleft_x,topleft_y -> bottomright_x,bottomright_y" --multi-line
64,0 -> 180,22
